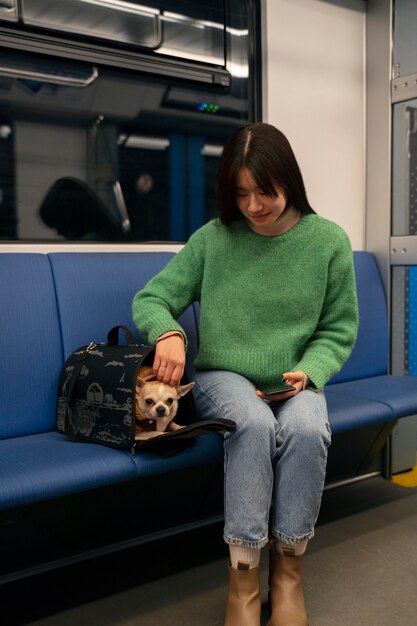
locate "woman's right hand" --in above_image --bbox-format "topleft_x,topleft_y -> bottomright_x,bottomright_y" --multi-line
153,334 -> 186,386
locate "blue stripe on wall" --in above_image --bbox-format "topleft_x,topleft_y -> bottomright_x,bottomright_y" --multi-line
409,266 -> 417,375
188,136 -> 205,236
169,134 -> 185,241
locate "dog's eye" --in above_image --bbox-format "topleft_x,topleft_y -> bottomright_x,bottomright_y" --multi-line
145,398 -> 154,406
166,397 -> 174,406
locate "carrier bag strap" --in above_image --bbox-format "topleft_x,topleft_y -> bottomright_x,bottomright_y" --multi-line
62,349 -> 90,441
107,325 -> 137,346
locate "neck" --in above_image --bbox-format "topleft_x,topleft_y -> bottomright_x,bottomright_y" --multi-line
247,205 -> 302,237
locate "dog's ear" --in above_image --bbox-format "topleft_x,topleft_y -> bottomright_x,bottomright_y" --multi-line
176,381 -> 195,398
135,377 -> 147,391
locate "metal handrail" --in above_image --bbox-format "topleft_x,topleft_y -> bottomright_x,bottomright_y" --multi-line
0,64 -> 98,87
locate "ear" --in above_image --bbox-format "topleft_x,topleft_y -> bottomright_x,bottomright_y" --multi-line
135,377 -> 146,391
176,381 -> 195,398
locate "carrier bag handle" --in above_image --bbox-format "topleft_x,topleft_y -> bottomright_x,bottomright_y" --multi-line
107,325 -> 138,346
63,351 -> 89,441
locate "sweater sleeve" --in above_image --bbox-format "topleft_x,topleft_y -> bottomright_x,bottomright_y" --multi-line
132,233 -> 204,348
295,232 -> 359,390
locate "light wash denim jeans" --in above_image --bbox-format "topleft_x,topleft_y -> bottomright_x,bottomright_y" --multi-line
193,370 -> 331,548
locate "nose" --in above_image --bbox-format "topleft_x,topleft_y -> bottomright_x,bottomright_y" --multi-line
156,405 -> 166,416
247,194 -> 262,214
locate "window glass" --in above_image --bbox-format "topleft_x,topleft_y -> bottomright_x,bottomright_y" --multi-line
391,266 -> 417,376
391,4 -> 417,382
393,0 -> 417,78
0,0 -> 256,242
392,99 -> 417,236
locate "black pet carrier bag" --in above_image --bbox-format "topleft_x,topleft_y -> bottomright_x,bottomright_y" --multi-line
56,325 -> 235,451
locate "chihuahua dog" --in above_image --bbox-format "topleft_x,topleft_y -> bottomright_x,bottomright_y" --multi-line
134,365 -> 195,440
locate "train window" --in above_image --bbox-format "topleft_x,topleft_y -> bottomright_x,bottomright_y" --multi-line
393,0 -> 417,79
391,259 -> 417,380
392,100 -> 417,237
391,3 -> 417,378
0,0 -> 260,242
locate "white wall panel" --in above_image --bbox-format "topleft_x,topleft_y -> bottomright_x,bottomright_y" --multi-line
263,0 -> 366,250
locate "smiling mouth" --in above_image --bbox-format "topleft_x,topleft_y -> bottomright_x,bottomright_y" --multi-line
250,213 -> 270,220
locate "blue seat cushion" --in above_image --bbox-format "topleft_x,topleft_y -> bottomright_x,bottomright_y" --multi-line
0,431 -> 137,511
325,389 -> 393,434
326,375 -> 417,419
0,431 -> 224,511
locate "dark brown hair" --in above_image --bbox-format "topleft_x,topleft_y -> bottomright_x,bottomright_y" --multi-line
217,123 -> 315,225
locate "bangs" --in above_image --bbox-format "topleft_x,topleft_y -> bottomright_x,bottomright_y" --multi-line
243,158 -> 281,197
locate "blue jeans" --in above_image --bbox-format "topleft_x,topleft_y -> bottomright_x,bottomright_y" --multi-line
193,370 -> 331,548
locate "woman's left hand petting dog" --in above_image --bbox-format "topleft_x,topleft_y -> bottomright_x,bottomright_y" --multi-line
134,366 -> 195,440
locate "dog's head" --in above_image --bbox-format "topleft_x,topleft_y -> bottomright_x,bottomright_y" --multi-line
135,377 -> 194,432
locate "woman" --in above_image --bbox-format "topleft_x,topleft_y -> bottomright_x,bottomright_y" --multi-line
132,123 -> 358,626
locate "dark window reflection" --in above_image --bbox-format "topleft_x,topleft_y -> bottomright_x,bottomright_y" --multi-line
0,0 -> 256,242
0,120 -> 16,238
120,141 -> 170,241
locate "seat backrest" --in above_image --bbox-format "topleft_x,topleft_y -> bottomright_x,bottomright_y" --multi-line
0,254 -> 64,439
48,252 -> 199,376
327,251 -> 389,384
0,250 -> 386,441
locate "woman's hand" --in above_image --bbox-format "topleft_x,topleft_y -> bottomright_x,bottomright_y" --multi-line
255,370 -> 309,401
153,333 -> 186,386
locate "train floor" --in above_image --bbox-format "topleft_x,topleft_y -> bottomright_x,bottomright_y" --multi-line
2,473 -> 417,626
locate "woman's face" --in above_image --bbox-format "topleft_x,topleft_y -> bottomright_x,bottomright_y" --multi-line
235,167 -> 290,236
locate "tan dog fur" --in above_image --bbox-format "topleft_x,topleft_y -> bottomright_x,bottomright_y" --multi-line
134,365 -> 195,440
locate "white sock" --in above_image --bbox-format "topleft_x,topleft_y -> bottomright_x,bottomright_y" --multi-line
229,545 -> 261,570
272,538 -> 308,556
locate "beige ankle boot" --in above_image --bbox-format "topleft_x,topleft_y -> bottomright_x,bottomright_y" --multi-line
267,550 -> 308,626
224,564 -> 261,626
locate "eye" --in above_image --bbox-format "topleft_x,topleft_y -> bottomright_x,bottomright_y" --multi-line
236,191 -> 248,198
145,398 -> 154,406
166,398 -> 174,406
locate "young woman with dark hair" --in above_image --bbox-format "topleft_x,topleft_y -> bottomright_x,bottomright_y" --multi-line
132,123 -> 358,626
218,123 -> 315,224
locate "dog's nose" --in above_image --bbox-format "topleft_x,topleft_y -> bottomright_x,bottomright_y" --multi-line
156,406 -> 166,416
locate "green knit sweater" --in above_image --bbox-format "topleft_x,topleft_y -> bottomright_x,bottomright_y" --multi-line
132,215 -> 359,391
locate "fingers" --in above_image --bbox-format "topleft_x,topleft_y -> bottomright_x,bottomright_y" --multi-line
153,335 -> 186,386
155,361 -> 183,386
283,370 -> 309,392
